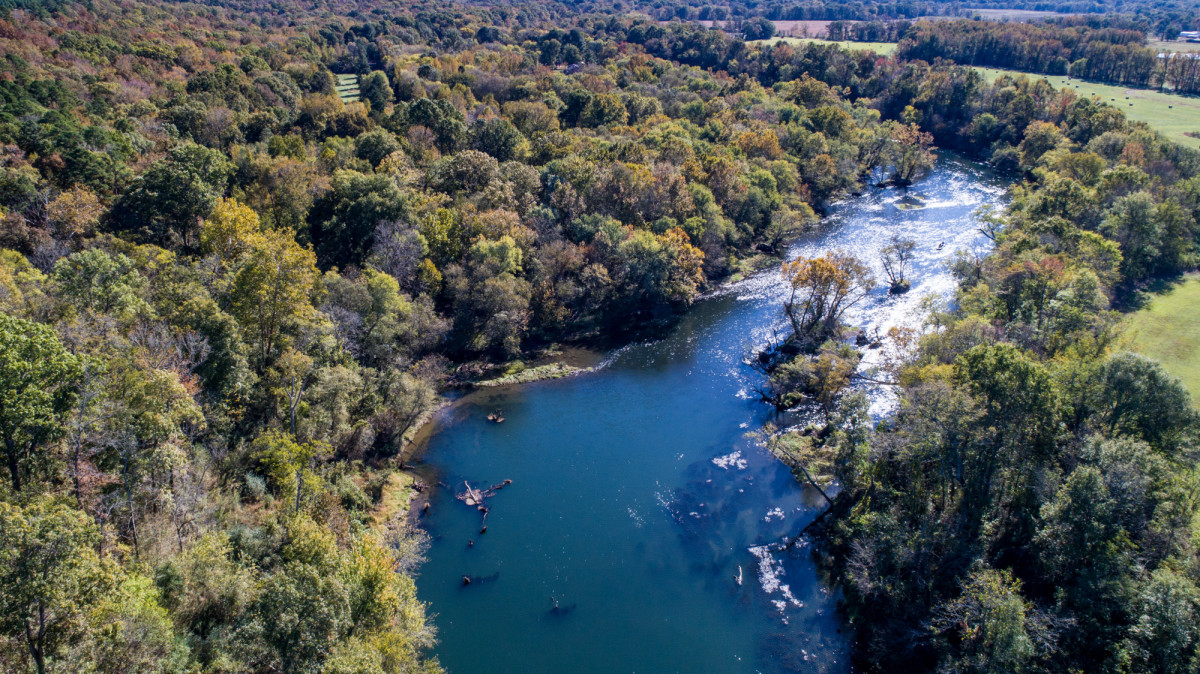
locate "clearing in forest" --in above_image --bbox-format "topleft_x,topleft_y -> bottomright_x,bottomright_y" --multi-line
1121,273 -> 1200,405
752,36 -> 898,54
336,73 -> 361,103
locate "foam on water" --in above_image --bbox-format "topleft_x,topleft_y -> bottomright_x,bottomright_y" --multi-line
713,450 -> 750,470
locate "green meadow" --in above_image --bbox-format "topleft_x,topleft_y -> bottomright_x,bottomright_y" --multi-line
977,67 -> 1200,150
1121,274 -> 1200,405
335,73 -> 360,102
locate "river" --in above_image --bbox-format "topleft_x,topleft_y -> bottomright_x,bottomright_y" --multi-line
412,157 -> 1006,673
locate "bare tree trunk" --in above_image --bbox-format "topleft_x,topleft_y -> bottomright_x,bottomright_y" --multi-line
24,611 -> 46,674
6,438 -> 21,492
123,451 -> 139,562
72,437 -> 83,504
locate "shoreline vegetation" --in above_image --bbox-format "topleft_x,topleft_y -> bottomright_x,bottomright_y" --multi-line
3,0 -> 1200,670
393,243 -> 789,520
473,361 -> 591,386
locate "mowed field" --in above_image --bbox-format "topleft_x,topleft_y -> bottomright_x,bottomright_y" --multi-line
335,73 -> 360,103
977,67 -> 1200,150
753,36 -> 898,55
1120,274 -> 1200,405
1149,39 -> 1200,54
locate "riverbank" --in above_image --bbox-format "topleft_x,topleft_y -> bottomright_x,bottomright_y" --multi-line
403,249 -> 789,467
470,346 -> 606,387
386,249 -> 789,572
384,346 -> 609,526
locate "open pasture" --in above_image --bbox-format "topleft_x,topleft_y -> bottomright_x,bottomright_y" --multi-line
977,67 -> 1200,150
1120,274 -> 1200,405
1150,38 -> 1200,54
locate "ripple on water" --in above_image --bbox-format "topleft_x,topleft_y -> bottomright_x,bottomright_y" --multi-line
775,157 -> 1007,415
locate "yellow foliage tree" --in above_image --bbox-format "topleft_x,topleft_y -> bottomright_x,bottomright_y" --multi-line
782,252 -> 875,341
227,222 -> 319,370
200,197 -> 264,266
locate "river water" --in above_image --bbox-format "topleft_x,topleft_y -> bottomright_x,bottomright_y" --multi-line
413,157 -> 1005,673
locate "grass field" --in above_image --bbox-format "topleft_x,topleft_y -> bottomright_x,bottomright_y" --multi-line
335,73 -> 360,103
1120,274 -> 1200,405
1149,39 -> 1200,54
977,67 -> 1200,150
753,37 -> 898,55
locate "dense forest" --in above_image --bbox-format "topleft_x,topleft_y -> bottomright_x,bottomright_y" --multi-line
0,0 -> 937,670
1,0 -> 1199,671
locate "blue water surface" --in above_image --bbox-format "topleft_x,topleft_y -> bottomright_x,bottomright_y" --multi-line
413,158 -> 1005,673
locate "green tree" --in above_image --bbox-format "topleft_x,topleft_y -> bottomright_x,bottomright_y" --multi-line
354,129 -> 403,168
200,197 -> 265,266
1119,568 -> 1200,674
760,341 -> 861,419
1101,192 -> 1163,282
251,431 -> 321,512
255,562 -> 350,672
1017,121 -> 1067,171
51,249 -> 150,321
110,143 -> 231,250
315,170 -> 413,268
107,364 -> 204,560
72,573 -> 181,672
888,121 -> 936,186
154,532 -> 258,669
427,150 -> 499,196
0,499 -> 116,674
470,118 -> 526,162
741,17 -> 776,40
359,71 -> 391,114
228,227 -> 320,370
610,228 -> 706,321
581,93 -> 628,127
1090,352 -> 1196,455
447,236 -> 530,357
0,314 -> 82,492
322,268 -> 442,366
1036,465 -> 1132,650
930,567 -> 1041,674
